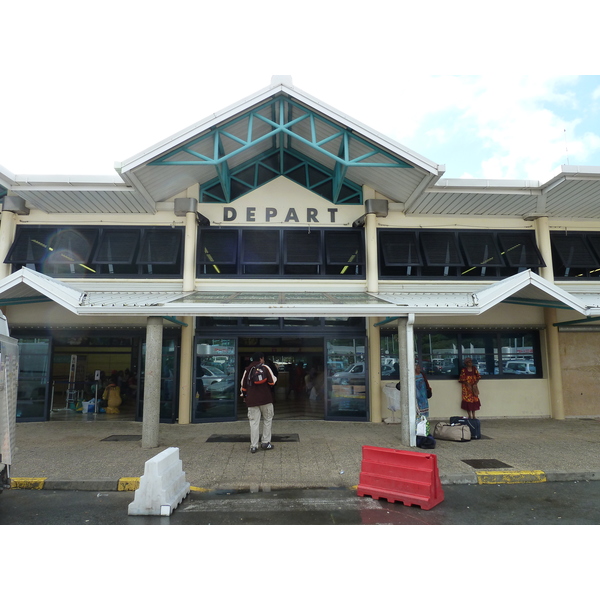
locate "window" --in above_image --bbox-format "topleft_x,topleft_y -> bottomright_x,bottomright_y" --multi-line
379,229 -> 544,279
197,227 -> 364,278
5,226 -> 183,278
379,329 -> 542,378
551,232 -> 600,278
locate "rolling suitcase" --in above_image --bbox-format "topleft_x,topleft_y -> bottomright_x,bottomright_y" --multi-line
450,416 -> 481,439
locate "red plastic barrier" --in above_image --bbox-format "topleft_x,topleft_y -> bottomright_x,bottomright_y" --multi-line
357,445 -> 444,510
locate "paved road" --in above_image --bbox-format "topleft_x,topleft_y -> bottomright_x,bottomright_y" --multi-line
2,481 -> 599,525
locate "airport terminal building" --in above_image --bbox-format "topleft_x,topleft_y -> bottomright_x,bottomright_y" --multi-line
2,76 -> 600,443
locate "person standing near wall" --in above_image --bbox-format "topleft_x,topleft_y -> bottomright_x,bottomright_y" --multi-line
240,352 -> 278,454
459,357 -> 481,419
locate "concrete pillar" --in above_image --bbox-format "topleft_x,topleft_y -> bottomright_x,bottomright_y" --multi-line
397,315 -> 416,446
365,213 -> 378,293
183,207 -> 198,292
177,316 -> 194,425
0,210 -> 17,280
367,317 -> 382,423
545,307 -> 565,420
534,217 -> 564,419
142,316 -> 163,448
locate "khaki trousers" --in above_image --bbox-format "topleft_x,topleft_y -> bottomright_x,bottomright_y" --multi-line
247,403 -> 274,448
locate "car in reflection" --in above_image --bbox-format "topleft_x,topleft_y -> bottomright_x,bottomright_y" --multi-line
503,360 -> 536,375
199,365 -> 228,386
331,362 -> 366,386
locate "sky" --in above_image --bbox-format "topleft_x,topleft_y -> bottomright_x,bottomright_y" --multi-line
2,1 -> 600,184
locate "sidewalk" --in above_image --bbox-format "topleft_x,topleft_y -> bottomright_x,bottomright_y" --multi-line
9,417 -> 600,491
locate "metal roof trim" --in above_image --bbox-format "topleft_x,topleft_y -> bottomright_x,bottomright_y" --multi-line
0,268 -> 85,312
473,270 -> 589,315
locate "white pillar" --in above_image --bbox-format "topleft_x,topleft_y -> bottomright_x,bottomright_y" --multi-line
0,210 -> 17,280
142,317 -> 163,448
183,209 -> 198,292
365,212 -> 378,293
397,315 -> 416,446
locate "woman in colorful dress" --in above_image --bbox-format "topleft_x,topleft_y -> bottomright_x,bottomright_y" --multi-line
459,357 -> 481,419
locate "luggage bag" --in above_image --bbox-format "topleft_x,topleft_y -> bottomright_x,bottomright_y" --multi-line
450,416 -> 481,439
433,422 -> 471,442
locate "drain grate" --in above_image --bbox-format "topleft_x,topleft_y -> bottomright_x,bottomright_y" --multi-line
206,433 -> 299,443
101,435 -> 142,442
462,459 -> 513,469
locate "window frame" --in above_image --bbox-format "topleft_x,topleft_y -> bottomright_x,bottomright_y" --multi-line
379,229 -> 545,280
5,225 -> 184,278
196,227 -> 365,279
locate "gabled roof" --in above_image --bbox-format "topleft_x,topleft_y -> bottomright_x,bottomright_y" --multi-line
115,76 -> 445,207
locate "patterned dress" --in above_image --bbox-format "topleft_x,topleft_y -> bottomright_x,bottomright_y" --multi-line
459,366 -> 481,412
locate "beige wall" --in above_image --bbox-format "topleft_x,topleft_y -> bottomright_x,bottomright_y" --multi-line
379,377 -> 551,421
559,331 -> 600,417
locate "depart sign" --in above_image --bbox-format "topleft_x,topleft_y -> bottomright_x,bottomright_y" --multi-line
223,206 -> 340,223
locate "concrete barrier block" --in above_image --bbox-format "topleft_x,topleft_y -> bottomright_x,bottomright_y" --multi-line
128,447 -> 191,516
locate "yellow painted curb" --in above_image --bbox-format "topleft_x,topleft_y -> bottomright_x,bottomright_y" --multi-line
477,470 -> 547,485
11,477 -> 47,490
117,477 -> 140,491
190,486 -> 210,492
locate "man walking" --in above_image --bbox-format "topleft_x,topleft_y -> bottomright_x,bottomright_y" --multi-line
240,352 -> 277,454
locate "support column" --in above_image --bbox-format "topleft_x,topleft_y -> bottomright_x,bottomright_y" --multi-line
535,217 -> 564,419
142,317 -> 163,449
365,213 -> 378,293
174,198 -> 199,293
545,307 -> 565,419
367,317 -> 382,423
397,315 -> 416,447
178,316 -> 194,425
0,209 -> 18,280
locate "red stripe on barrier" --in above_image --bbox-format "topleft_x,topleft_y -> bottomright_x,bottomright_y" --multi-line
357,445 -> 444,510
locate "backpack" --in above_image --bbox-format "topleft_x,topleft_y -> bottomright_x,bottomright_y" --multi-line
247,364 -> 268,386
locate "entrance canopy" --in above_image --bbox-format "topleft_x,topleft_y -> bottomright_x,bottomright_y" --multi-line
0,268 -> 593,320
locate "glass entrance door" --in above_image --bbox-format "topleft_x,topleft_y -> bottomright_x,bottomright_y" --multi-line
16,337 -> 51,421
193,338 -> 237,422
325,336 -> 368,420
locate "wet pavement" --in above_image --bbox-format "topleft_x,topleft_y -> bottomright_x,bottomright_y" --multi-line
9,416 -> 600,491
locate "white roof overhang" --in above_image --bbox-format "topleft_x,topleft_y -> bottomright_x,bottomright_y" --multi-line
0,268 -> 591,320
412,166 -> 600,219
0,267 -> 86,313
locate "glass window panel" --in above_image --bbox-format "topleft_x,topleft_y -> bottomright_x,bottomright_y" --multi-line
137,229 -> 183,265
242,230 -> 279,264
460,333 -> 496,376
380,231 -> 422,266
325,231 -> 362,264
284,231 -> 321,264
420,232 -> 464,266
551,234 -> 598,268
93,229 -> 139,264
5,227 -> 57,263
459,232 -> 504,267
45,229 -> 98,264
498,232 -> 545,268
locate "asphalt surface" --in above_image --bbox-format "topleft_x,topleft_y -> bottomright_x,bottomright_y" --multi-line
9,416 -> 600,492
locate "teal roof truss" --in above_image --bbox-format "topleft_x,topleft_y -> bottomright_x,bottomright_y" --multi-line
149,94 -> 413,204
